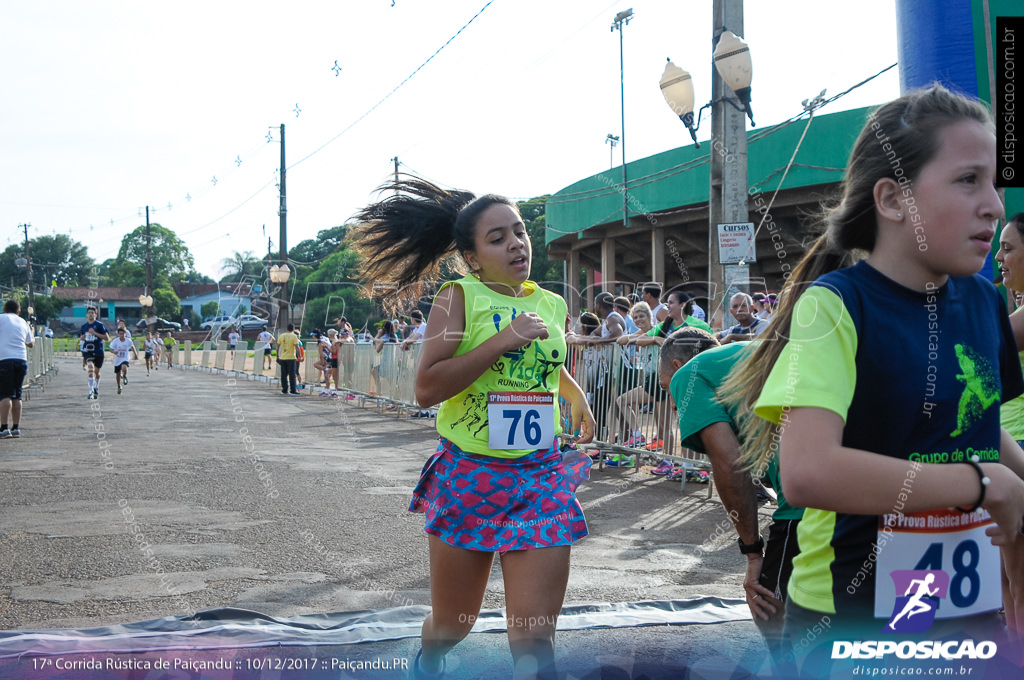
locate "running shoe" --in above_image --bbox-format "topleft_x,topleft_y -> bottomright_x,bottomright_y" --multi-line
117,386 -> 122,394
650,460 -> 674,475
686,470 -> 711,483
319,391 -> 330,396
623,435 -> 646,447
0,429 -> 10,439
644,439 -> 664,451
666,467 -> 685,481
345,394 -> 356,400
9,427 -> 20,438
606,454 -> 634,467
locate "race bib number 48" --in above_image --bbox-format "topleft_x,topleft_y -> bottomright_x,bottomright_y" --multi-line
487,392 -> 554,450
875,509 -> 1000,619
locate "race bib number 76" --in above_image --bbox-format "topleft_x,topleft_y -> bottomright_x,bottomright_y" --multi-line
487,391 -> 555,450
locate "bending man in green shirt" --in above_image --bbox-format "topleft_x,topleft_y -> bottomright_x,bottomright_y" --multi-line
658,327 -> 803,663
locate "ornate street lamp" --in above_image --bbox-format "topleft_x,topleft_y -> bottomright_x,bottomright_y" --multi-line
269,264 -> 291,329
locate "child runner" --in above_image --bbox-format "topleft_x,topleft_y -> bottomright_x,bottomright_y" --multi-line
163,331 -> 174,368
724,85 -> 1024,674
352,178 -> 596,680
80,307 -> 108,399
109,327 -> 139,394
143,331 -> 158,375
257,326 -> 275,370
151,332 -> 161,370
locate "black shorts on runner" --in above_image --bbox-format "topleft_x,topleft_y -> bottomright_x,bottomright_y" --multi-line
327,358 -> 338,369
144,351 -> 153,358
0,359 -> 28,401
86,354 -> 104,369
264,348 -> 272,355
759,518 -> 801,602
115,362 -> 129,374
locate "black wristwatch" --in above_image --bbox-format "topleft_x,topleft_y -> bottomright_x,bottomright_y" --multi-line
738,535 -> 765,555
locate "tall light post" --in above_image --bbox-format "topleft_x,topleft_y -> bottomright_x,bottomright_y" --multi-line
604,134 -> 620,170
658,0 -> 753,327
611,8 -> 633,228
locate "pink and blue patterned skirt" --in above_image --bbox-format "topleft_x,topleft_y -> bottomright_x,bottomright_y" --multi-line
409,438 -> 591,552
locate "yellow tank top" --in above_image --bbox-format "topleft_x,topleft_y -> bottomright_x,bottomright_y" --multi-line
435,276 -> 567,458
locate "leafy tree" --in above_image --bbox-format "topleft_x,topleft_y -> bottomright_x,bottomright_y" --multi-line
201,301 -> 222,319
300,284 -> 375,334
0,234 -> 95,289
16,294 -> 72,323
107,224 -> 199,286
182,271 -> 215,284
152,286 -> 181,319
289,225 -> 350,264
519,195 -> 561,287
219,251 -> 264,283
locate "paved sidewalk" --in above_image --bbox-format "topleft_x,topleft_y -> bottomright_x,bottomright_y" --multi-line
0,358 -> 773,677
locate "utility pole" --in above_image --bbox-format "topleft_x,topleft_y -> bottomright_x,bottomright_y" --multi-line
392,156 -> 399,185
278,123 -> 288,329
611,9 -> 633,229
709,0 -> 748,327
20,223 -> 33,317
145,206 -> 154,331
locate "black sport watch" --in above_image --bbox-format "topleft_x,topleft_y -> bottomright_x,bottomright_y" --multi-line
738,535 -> 765,555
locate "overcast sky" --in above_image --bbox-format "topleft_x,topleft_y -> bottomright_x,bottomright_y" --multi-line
1,0 -> 899,283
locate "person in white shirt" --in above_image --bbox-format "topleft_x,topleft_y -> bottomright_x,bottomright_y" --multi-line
109,327 -> 139,394
0,300 -> 34,437
257,327 -> 275,370
227,328 -> 240,360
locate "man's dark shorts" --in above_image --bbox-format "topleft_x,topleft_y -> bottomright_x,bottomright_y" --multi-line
0,359 -> 28,401
86,354 -> 104,369
760,518 -> 801,601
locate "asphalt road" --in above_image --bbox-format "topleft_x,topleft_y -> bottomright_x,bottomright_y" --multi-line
0,358 -> 776,679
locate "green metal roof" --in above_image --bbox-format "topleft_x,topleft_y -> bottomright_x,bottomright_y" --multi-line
545,106 -> 875,245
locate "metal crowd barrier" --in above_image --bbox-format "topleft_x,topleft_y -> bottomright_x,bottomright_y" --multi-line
50,334 -> 714,492
23,337 -> 57,398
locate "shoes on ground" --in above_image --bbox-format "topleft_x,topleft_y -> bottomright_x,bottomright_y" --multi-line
644,439 -> 664,451
10,427 -> 20,438
666,467 -> 685,481
650,460 -> 674,475
622,435 -> 645,447
0,429 -> 10,439
606,454 -> 634,467
686,469 -> 711,483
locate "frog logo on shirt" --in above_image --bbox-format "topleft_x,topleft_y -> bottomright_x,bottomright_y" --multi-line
950,344 -> 1000,438
488,309 -> 563,391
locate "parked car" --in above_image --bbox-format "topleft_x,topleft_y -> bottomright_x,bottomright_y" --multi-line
199,315 -> 237,330
235,314 -> 269,330
135,317 -> 182,332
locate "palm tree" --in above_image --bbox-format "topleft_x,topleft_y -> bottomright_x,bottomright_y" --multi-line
219,251 -> 262,282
